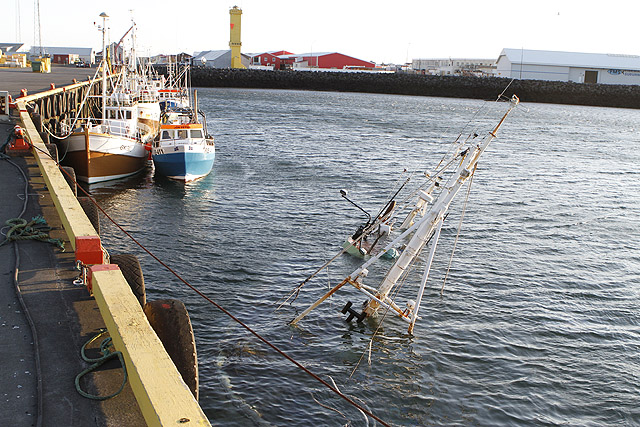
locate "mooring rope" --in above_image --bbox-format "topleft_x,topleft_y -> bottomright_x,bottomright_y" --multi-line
29,143 -> 391,426
0,216 -> 65,250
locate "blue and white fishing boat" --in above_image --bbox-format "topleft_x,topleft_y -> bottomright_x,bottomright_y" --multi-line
152,100 -> 215,182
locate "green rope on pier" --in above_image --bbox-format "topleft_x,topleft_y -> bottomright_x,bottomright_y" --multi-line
75,328 -> 128,401
0,215 -> 65,250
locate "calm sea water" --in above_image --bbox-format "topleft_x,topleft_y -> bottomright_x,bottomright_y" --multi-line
90,88 -> 640,426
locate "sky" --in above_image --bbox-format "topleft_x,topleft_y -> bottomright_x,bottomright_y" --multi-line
3,0 -> 640,64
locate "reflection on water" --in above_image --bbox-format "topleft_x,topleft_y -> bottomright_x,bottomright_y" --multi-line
92,88 -> 640,426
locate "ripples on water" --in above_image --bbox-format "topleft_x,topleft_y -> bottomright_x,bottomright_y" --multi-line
90,88 -> 640,426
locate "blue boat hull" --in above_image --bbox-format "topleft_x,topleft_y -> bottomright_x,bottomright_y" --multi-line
152,151 -> 215,181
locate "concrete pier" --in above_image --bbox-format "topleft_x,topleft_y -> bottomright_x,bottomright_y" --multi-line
0,121 -> 145,426
1,64 -> 210,427
0,66 -> 96,99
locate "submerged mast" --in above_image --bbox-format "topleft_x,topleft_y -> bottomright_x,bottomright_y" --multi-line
291,95 -> 520,334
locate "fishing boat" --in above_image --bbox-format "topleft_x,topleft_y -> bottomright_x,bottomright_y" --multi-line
117,22 -> 161,143
57,13 -> 149,184
62,91 -> 148,184
152,96 -> 215,182
137,86 -> 161,143
286,94 -> 520,334
158,63 -> 191,112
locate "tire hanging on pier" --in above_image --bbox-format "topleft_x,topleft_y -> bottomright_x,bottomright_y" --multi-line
60,166 -> 77,196
45,97 -> 52,118
31,113 -> 43,132
77,197 -> 100,235
109,254 -> 146,307
45,143 -> 58,163
52,95 -> 59,117
144,299 -> 199,400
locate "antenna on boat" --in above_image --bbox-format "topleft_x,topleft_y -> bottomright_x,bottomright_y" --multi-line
340,189 -> 372,225
99,12 -> 109,128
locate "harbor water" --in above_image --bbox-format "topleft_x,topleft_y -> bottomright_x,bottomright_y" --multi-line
90,88 -> 639,426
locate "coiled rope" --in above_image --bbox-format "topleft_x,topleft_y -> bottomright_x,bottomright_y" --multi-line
0,216 -> 65,250
75,329 -> 128,400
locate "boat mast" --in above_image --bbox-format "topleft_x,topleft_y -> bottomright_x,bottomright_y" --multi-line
99,12 -> 109,126
291,95 -> 520,334
364,95 -> 520,333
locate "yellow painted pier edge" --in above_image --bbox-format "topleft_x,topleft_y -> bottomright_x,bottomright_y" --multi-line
91,266 -> 210,426
15,94 -> 211,426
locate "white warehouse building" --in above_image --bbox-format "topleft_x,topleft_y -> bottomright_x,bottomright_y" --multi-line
496,48 -> 640,85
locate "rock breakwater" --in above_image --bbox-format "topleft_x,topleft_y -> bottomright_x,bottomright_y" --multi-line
157,66 -> 640,109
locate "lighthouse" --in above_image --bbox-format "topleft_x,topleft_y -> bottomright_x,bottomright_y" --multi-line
229,6 -> 245,69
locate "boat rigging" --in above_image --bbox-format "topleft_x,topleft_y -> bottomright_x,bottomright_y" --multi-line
287,94 -> 520,334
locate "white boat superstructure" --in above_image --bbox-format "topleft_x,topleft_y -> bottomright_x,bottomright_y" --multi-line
159,63 -> 191,111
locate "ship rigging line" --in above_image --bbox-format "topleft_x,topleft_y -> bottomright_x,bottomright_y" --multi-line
33,145 -> 391,426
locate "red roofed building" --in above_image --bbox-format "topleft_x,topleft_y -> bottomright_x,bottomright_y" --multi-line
250,51 -> 293,69
280,52 -> 375,70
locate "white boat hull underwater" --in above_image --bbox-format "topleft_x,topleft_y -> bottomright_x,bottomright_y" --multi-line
286,95 -> 521,335
64,128 -> 148,184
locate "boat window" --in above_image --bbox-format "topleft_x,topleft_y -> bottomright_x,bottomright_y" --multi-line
161,130 -> 172,140
178,129 -> 189,139
126,110 -> 132,119
190,129 -> 203,139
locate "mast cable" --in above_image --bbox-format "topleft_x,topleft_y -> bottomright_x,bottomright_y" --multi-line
441,162 -> 477,295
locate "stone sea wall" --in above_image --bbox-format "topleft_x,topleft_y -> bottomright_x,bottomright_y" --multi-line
156,66 -> 640,109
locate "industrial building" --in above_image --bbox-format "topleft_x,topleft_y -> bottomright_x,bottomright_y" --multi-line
250,51 -> 293,70
28,46 -> 94,64
412,58 -> 496,76
278,52 -> 375,70
0,43 -> 27,67
0,42 -> 24,54
496,48 -> 640,85
192,50 -> 250,68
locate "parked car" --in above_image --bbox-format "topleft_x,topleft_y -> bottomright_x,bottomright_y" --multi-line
75,61 -> 90,68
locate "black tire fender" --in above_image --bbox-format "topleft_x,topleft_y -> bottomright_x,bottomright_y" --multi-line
109,254 -> 146,308
144,299 -> 199,400
60,166 -> 77,196
77,197 -> 100,235
45,143 -> 58,163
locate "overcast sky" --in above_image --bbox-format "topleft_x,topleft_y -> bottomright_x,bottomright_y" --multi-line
3,0 -> 639,64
